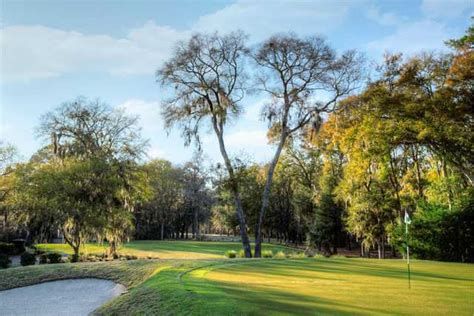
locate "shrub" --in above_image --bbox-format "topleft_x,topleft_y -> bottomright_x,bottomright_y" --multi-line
20,252 -> 36,266
238,249 -> 255,258
47,253 -> 63,264
0,254 -> 11,269
262,250 -> 273,258
0,242 -> 16,255
225,250 -> 237,258
289,252 -> 306,259
274,251 -> 286,259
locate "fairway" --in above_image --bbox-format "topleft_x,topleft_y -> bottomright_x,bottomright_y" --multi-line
36,240 -> 295,259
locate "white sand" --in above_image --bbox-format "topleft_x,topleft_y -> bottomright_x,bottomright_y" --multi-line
0,278 -> 126,315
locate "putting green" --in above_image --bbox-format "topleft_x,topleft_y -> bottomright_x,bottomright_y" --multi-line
180,258 -> 474,315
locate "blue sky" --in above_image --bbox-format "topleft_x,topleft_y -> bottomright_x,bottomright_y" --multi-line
1,0 -> 472,165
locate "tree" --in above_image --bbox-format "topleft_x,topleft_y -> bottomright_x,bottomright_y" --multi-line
157,32 -> 253,257
35,98 -> 148,257
182,154 -> 211,240
139,159 -> 184,240
38,97 -> 145,161
252,34 -> 363,257
0,142 -> 18,240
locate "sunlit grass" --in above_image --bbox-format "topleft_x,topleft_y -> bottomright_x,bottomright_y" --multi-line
182,258 -> 474,315
36,240 -> 295,259
6,243 -> 473,315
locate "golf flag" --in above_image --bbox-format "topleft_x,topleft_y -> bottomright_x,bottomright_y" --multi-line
404,211 -> 411,225
404,209 -> 412,289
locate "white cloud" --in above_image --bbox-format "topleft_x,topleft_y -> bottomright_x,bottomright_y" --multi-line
421,0 -> 472,19
147,146 -> 166,159
0,22 -> 188,82
366,6 -> 403,26
119,99 -> 160,125
367,20 -> 451,55
1,1 -> 361,82
244,98 -> 267,122
118,99 -> 162,140
194,0 -> 356,39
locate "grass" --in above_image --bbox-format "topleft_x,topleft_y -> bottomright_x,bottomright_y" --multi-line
182,258 -> 474,315
3,241 -> 473,315
0,259 -> 160,290
36,240 -> 296,259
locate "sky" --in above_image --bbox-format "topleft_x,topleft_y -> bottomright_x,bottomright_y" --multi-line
0,0 -> 472,165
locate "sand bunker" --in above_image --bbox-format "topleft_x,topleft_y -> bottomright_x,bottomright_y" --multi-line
0,278 -> 126,315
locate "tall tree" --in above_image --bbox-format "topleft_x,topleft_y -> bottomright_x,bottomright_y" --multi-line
157,32 -> 253,257
182,154 -> 210,240
252,34 -> 363,256
36,98 -> 148,257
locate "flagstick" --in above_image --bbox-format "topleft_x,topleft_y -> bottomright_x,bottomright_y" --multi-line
406,219 -> 411,289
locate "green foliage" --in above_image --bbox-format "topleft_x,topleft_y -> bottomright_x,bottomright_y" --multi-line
20,252 -> 36,266
261,250 -> 273,258
392,195 -> 474,262
47,252 -> 63,264
225,250 -> 237,258
0,254 -> 11,269
288,252 -> 307,259
274,251 -> 286,259
238,249 -> 247,258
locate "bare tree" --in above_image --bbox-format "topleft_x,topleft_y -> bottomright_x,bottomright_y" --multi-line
157,32 -> 253,257
252,34 -> 364,257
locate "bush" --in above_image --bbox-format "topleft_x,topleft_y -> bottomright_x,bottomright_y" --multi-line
20,252 -> 36,266
391,198 -> 474,263
0,242 -> 16,255
262,250 -> 273,258
225,250 -> 237,258
238,249 -> 255,258
0,254 -> 11,269
47,253 -> 63,264
288,252 -> 306,259
274,251 -> 286,259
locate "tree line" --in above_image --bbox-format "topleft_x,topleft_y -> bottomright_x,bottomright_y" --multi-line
0,21 -> 472,261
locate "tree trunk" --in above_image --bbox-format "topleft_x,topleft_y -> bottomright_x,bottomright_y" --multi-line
160,221 -> 164,240
255,133 -> 287,257
212,118 -> 252,258
194,207 -> 200,240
